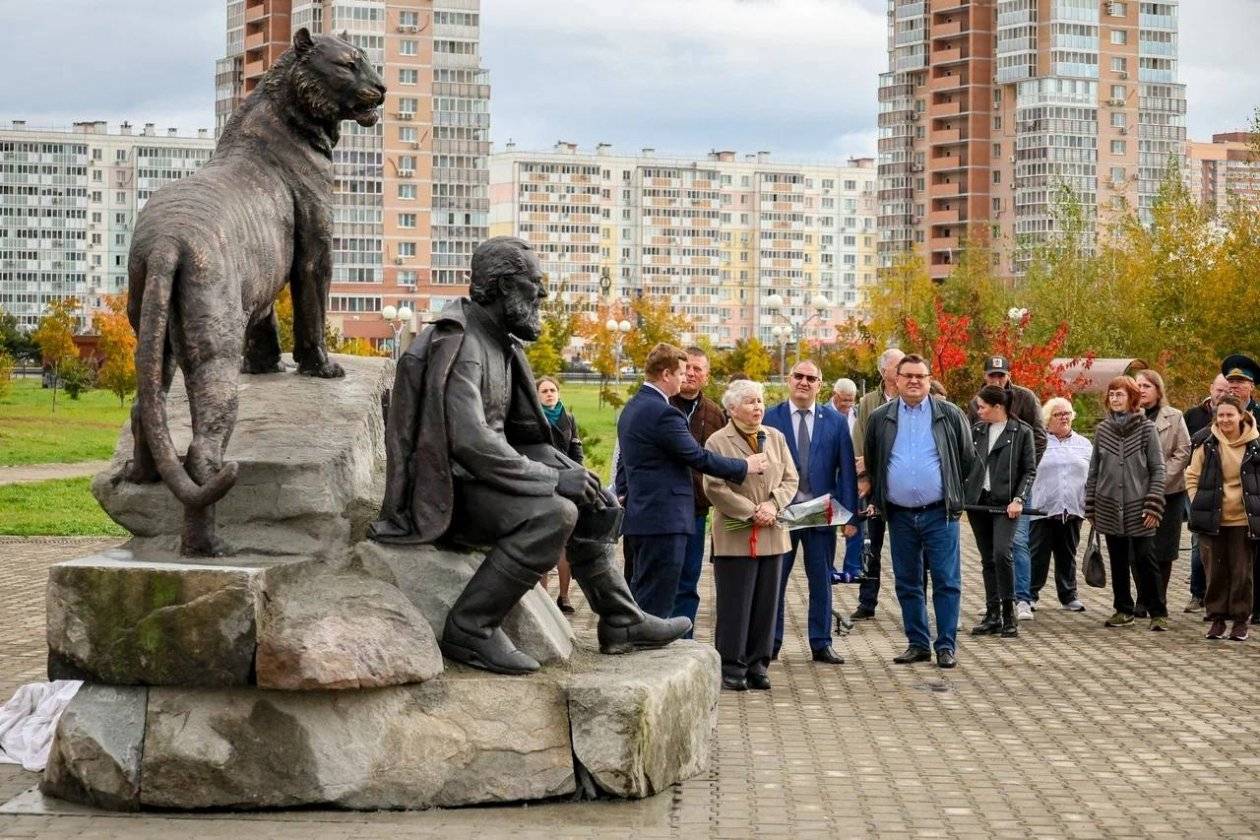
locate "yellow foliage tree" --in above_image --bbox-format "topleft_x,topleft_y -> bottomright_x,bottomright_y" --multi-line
93,294 -> 137,406
32,297 -> 80,411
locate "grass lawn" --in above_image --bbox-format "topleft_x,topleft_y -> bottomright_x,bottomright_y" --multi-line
557,381 -> 630,483
0,477 -> 126,537
0,379 -> 129,466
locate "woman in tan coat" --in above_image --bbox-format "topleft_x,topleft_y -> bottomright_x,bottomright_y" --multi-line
704,379 -> 799,691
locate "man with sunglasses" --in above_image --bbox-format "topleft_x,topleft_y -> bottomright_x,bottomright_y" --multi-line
864,354 -> 975,669
764,360 -> 859,664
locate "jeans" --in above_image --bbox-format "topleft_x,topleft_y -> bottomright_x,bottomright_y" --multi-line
1012,514 -> 1033,603
886,504 -> 961,654
857,516 -> 886,612
841,523 -> 865,577
672,513 -> 708,638
774,527 -> 837,652
968,500 -> 1018,607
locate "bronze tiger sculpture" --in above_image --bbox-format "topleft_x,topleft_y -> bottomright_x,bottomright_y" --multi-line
125,28 -> 386,556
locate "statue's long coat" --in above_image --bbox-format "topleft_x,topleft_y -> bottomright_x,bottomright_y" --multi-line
369,299 -> 568,544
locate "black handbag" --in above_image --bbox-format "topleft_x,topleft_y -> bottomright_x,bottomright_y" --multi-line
1083,526 -> 1106,588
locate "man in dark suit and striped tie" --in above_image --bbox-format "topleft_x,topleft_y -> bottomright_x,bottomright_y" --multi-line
764,359 -> 859,664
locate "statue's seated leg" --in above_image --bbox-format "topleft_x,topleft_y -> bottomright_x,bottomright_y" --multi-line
567,508 -> 691,655
443,485 -> 576,675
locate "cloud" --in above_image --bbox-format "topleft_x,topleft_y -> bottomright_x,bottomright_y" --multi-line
0,0 -> 221,133
482,0 -> 885,160
0,0 -> 1254,154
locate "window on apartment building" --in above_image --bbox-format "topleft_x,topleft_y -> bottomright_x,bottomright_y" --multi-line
822,179 -> 834,190
91,191 -> 102,202
91,233 -> 101,245
398,242 -> 416,257
1111,84 -> 1127,100
1111,112 -> 1127,128
741,176 -> 750,187
91,212 -> 101,223
399,97 -> 418,113
993,143 -> 1002,158
399,10 -> 419,26
398,184 -> 416,199
622,209 -> 631,220
915,178 -> 925,191
1111,139 -> 1127,154
115,191 -> 125,203
399,127 -> 417,143
1110,29 -> 1127,44
92,170 -> 102,182
398,213 -> 416,228
1111,56 -> 1127,72
114,255 -> 125,267
399,68 -> 418,85
114,212 -> 126,224
1110,166 -> 1126,183
1108,2 -> 1127,15
398,155 -> 416,171
400,39 -> 417,56
398,270 -> 417,286
116,149 -> 127,162
844,180 -> 857,190
993,116 -> 1002,130
993,198 -> 1002,212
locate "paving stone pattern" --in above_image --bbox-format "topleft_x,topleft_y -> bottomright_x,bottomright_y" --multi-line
1,534 -> 1257,839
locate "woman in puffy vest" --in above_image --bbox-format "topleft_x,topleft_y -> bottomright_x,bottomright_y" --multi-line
1184,395 -> 1260,642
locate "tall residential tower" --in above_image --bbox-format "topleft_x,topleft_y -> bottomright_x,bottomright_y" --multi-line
878,0 -> 1186,278
214,0 -> 489,347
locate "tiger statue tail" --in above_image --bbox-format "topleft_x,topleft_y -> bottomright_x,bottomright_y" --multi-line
135,239 -> 239,508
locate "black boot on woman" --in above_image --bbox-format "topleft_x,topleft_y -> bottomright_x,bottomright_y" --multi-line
971,605 -> 1001,635
1000,600 -> 1019,638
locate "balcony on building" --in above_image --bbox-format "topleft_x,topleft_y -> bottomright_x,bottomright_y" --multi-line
930,18 -> 963,39
928,207 -> 961,226
244,1 -> 266,24
929,127 -> 962,146
928,72 -> 967,93
928,180 -> 963,198
932,153 -> 964,172
244,28 -> 265,50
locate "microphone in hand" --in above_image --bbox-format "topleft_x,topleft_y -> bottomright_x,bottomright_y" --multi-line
756,430 -> 766,452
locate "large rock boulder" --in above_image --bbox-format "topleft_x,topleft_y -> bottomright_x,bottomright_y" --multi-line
566,644 -> 720,798
45,548 -> 313,686
255,570 -> 443,690
42,644 -> 721,811
41,685 -> 147,811
138,672 -> 575,810
353,541 -> 574,666
91,354 -> 392,558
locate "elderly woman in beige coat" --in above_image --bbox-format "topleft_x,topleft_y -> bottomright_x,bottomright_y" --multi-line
704,379 -> 799,692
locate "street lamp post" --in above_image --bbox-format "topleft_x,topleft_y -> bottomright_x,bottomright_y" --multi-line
381,303 -> 413,362
764,292 -> 833,372
606,318 -> 631,384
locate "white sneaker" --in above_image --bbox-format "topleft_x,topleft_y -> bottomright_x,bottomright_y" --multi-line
1016,600 -> 1034,621
1063,599 -> 1086,612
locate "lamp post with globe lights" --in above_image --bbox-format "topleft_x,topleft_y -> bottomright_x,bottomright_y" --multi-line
764,292 -> 833,376
381,303 -> 413,362
607,317 -> 631,384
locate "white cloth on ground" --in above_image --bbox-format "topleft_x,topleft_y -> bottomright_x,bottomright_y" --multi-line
0,680 -> 82,772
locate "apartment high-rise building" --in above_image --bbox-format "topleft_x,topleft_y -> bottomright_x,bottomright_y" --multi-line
215,0 -> 489,348
490,144 -> 877,349
0,120 -> 214,330
879,0 -> 1186,279
1186,132 -> 1260,217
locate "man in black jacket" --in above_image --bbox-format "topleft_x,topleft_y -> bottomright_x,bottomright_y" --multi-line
865,354 -> 976,668
1184,374 -> 1230,440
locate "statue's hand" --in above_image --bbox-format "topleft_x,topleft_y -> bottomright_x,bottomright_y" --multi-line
558,468 -> 600,506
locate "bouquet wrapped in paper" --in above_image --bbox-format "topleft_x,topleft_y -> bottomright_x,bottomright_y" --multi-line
725,493 -> 854,532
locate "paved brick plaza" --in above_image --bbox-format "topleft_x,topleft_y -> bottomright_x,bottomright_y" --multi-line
1,535 -> 1257,840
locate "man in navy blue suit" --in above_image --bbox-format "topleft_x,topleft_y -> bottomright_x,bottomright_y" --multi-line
764,359 -> 859,664
618,343 -> 765,619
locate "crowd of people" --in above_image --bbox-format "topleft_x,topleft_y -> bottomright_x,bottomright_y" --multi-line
538,344 -> 1260,690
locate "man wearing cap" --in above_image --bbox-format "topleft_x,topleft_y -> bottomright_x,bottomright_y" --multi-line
969,357 -> 1047,622
1220,354 -> 1260,623
1222,354 -> 1260,428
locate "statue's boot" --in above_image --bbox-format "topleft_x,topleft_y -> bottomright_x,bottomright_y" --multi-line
440,549 -> 542,675
570,543 -> 691,655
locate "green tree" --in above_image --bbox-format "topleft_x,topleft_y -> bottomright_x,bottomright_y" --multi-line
721,337 -> 773,383
0,351 -> 13,400
525,319 -> 564,377
31,298 -> 80,412
0,308 -> 37,363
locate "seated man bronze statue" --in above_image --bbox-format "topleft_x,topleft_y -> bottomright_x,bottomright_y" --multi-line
369,236 -> 690,674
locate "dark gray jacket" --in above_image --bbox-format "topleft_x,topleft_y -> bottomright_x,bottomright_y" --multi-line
964,418 -> 1037,506
864,396 -> 976,519
1084,412 -> 1166,537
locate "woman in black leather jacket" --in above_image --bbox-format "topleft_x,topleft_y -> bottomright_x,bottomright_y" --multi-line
965,385 -> 1038,638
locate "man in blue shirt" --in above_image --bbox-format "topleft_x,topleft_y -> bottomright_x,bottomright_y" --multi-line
863,354 -> 975,668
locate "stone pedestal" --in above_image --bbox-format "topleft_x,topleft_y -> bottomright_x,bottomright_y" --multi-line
42,644 -> 721,811
42,352 -> 723,811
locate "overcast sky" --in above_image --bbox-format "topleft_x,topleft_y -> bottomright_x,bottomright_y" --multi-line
2,0 -> 1257,161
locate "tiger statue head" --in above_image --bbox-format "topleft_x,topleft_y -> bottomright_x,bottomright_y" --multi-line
265,27 -> 387,131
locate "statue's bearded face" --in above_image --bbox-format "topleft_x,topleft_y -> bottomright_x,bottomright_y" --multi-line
501,252 -> 547,341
